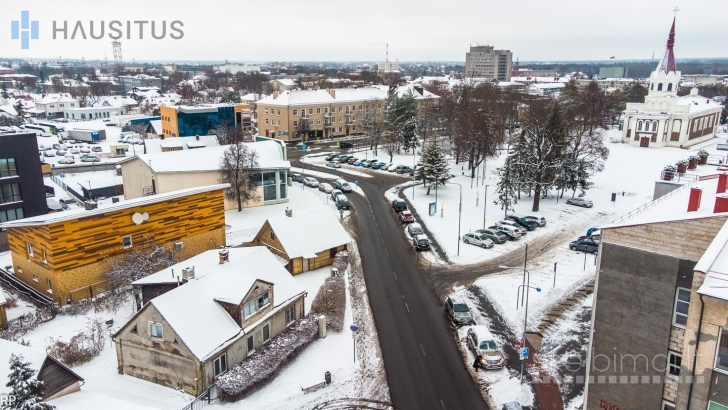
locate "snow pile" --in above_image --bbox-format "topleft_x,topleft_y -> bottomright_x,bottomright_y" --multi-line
487,375 -> 534,407
216,314 -> 319,402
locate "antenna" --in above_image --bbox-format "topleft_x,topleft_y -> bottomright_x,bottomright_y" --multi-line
112,41 -> 123,65
386,43 -> 389,63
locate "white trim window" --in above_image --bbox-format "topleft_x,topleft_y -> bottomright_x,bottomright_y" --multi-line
285,306 -> 295,326
122,235 -> 132,249
716,327 -> 728,372
672,287 -> 690,327
258,292 -> 270,309
27,242 -> 33,257
213,353 -> 228,378
662,401 -> 676,410
667,351 -> 681,376
149,322 -> 163,340
247,335 -> 255,355
262,323 -> 270,343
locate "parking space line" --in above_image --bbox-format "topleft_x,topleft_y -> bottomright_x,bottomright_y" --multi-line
405,302 -> 410,312
420,343 -> 426,357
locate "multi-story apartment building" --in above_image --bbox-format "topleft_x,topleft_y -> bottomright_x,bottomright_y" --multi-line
255,85 -> 439,142
465,45 -> 513,81
118,75 -> 163,92
159,104 -> 251,137
0,133 -> 46,224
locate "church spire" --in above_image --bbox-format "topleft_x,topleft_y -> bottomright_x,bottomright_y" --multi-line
657,18 -> 677,74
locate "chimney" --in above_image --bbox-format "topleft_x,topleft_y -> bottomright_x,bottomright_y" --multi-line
687,188 -> 702,212
188,266 -> 195,279
718,174 -> 728,194
181,268 -> 189,282
196,134 -> 200,141
219,249 -> 230,264
690,88 -> 699,96
715,196 -> 728,213
273,91 -> 279,99
328,89 -> 336,98
285,207 -> 292,217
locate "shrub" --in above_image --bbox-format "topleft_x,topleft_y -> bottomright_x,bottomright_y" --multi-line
698,149 -> 709,157
5,297 -> 19,308
675,159 -> 689,167
45,318 -> 106,367
663,165 -> 677,172
689,155 -> 701,161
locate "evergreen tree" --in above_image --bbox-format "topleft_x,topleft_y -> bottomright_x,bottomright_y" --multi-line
398,117 -> 418,153
494,153 -> 518,217
415,142 -> 450,195
5,354 -> 55,410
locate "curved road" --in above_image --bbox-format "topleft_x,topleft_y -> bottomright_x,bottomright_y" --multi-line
294,159 -> 488,410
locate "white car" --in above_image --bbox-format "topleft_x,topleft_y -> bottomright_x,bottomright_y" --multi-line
326,161 -> 341,169
330,189 -> 344,201
496,219 -> 527,235
57,156 -> 75,164
462,232 -> 495,248
319,182 -> 334,193
303,177 -> 319,188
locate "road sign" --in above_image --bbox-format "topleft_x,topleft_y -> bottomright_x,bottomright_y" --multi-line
350,324 -> 358,332
354,181 -> 359,185
520,347 -> 529,360
302,144 -> 307,152
429,202 -> 436,216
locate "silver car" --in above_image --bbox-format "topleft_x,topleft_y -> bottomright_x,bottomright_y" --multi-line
496,219 -> 527,235
466,326 -> 506,370
462,233 -> 495,248
303,177 -> 319,188
567,197 -> 593,208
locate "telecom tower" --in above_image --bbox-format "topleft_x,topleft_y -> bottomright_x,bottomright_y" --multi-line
111,41 -> 122,65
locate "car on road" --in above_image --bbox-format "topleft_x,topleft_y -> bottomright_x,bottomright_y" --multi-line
334,179 -> 352,192
339,141 -> 353,149
462,232 -> 495,248
346,157 -> 359,165
566,197 -> 593,208
330,189 -> 344,201
42,151 -> 55,157
407,223 -> 424,237
325,153 -> 341,161
392,198 -> 408,213
412,234 -> 431,251
326,161 -> 341,168
445,296 -> 474,326
570,238 -> 599,254
303,177 -> 319,188
291,173 -> 304,183
505,214 -> 538,231
80,155 -> 100,162
496,219 -> 527,235
399,210 -> 415,223
335,195 -> 351,210
475,228 -> 508,244
524,215 -> 547,227
57,156 -> 75,164
466,326 -> 505,370
488,225 -> 521,240
319,182 -> 334,193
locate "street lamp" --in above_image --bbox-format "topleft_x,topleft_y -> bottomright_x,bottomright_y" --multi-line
451,182 -> 463,255
483,184 -> 490,229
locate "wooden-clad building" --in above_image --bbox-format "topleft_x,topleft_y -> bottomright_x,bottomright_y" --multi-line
0,288 -> 7,329
0,184 -> 229,305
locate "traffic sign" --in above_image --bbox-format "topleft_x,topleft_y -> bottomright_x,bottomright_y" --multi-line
350,324 -> 359,332
520,347 -> 529,360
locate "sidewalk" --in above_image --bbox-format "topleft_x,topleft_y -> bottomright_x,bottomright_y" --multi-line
525,338 -> 564,410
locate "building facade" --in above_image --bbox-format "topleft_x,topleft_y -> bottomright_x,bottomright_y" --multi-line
159,104 -> 251,137
465,45 -> 513,81
255,85 -> 439,142
119,75 -> 163,92
621,19 -> 723,148
0,133 -> 47,224
62,106 -> 126,121
0,185 -> 228,305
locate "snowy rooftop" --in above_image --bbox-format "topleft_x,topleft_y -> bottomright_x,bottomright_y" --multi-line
62,171 -> 122,191
143,135 -> 219,154
604,175 -> 728,229
0,339 -> 83,395
265,207 -> 350,259
696,220 -> 728,301
675,95 -> 724,114
141,247 -> 305,360
257,84 -> 438,107
0,184 -> 228,228
133,140 -> 289,173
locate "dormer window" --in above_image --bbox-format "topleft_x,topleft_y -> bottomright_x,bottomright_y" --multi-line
242,291 -> 270,319
658,83 -> 663,91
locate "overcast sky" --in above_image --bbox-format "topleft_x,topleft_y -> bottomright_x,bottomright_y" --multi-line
1,0 -> 726,63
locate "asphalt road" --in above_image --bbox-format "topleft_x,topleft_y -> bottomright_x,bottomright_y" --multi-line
294,159 -> 488,410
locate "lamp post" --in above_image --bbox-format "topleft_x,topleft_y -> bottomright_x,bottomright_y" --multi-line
451,182 -> 463,255
483,184 -> 490,229
516,283 -> 541,384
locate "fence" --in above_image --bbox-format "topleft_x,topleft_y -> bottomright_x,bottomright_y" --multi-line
181,384 -> 218,410
0,266 -> 54,307
50,174 -> 86,203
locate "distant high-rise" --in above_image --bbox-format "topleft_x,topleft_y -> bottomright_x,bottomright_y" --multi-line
464,45 -> 512,81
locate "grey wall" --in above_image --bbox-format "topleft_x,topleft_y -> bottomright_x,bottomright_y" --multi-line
587,242 -> 682,410
654,181 -> 684,200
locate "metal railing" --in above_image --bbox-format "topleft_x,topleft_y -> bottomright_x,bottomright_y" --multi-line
181,384 -> 218,410
610,179 -> 697,225
0,267 -> 55,307
660,171 -> 698,183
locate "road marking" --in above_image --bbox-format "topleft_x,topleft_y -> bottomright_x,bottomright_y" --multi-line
405,302 -> 410,312
441,400 -> 446,410
420,343 -> 426,357
384,247 -> 389,255
392,271 -> 397,280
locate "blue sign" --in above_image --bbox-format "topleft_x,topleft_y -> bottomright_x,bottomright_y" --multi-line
301,144 -> 307,152
429,202 -> 436,216
354,181 -> 359,185
520,347 -> 529,360
350,324 -> 359,332
11,11 -> 39,50
51,163 -> 56,168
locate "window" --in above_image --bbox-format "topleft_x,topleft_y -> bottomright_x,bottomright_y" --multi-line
324,108 -> 328,114
122,235 -> 132,249
0,158 -> 18,178
316,108 -> 321,114
0,183 -> 22,204
26,242 -> 33,257
293,109 -> 298,116
338,107 -> 342,113
32,274 -> 38,282
716,328 -> 728,372
262,323 -> 270,343
658,83 -> 663,91
270,231 -> 275,240
42,249 -> 47,262
339,117 -> 343,123
46,278 -> 52,293
667,83 -> 673,91
258,291 -> 270,309
243,299 -> 257,318
693,121 -> 698,131
277,109 -> 280,116
317,119 -> 321,125
265,119 -> 269,125
285,306 -> 295,326
247,335 -> 255,354
652,121 -> 657,132
710,117 -> 714,127
149,322 -> 163,339
293,120 -> 298,127
662,401 -> 676,410
264,108 -> 269,114
277,120 -> 280,126
673,288 -> 690,327
309,109 -> 313,115
637,121 -> 643,131
213,353 -> 228,377
309,120 -> 313,126
668,352 -> 681,376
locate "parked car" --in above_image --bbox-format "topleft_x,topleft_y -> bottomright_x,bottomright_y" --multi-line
570,238 -> 599,254
346,157 -> 359,165
291,173 -> 304,183
42,151 -> 55,157
69,148 -> 80,154
462,232 -> 495,248
407,223 -> 424,237
52,143 -> 61,150
91,146 -> 103,153
387,164 -> 399,172
412,234 -> 431,251
325,153 -> 341,161
566,197 -> 593,208
337,155 -> 352,163
523,215 -> 547,227
395,165 -> 413,174
326,161 -> 341,168
445,296 -> 474,326
370,161 -> 386,170
399,210 -> 415,223
303,177 -> 319,188
392,198 -> 408,213
330,189 -> 344,201
57,156 -> 75,164
466,326 -> 506,370
334,179 -> 352,192
335,195 -> 351,210
319,183 -> 334,193
378,163 -> 392,171
475,228 -> 508,244
339,141 -> 353,149
506,214 -> 538,231
496,219 -> 527,235
46,198 -> 64,212
55,150 -> 68,156
80,147 -> 91,153
80,155 -> 100,162
489,225 -> 521,240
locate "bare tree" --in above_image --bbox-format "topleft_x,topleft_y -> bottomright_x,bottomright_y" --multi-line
360,100 -> 386,152
220,142 -> 261,211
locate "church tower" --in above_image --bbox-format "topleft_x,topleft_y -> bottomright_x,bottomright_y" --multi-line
648,18 -> 680,96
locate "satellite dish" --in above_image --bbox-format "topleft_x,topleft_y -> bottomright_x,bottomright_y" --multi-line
142,212 -> 149,221
132,213 -> 144,225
